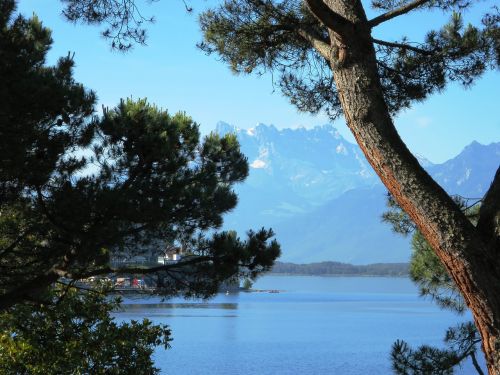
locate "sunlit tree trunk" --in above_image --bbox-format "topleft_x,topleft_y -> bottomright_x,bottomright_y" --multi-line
304,0 -> 500,372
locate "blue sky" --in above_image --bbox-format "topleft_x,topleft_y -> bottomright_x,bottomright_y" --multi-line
17,0 -> 499,163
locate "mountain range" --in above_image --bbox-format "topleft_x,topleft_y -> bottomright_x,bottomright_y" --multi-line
216,122 -> 500,264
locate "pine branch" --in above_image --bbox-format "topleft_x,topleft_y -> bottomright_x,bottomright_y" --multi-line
64,255 -> 213,280
368,0 -> 432,28
471,352 -> 486,375
477,166 -> 500,246
372,38 -> 433,55
0,229 -> 32,257
297,28 -> 331,59
0,272 -> 60,310
303,0 -> 354,38
0,256 -> 210,310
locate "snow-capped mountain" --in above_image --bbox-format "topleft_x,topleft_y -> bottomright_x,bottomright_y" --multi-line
428,141 -> 500,197
216,121 -> 377,206
216,122 -> 499,264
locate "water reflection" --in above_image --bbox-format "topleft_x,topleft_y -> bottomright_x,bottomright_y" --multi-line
113,276 -> 480,375
121,302 -> 239,310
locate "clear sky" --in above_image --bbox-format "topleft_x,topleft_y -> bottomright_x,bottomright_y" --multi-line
17,0 -> 499,163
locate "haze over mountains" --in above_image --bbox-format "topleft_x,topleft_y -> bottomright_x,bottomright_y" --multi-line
216,122 -> 500,264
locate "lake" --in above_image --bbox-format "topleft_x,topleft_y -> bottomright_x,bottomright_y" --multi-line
116,275 -> 482,374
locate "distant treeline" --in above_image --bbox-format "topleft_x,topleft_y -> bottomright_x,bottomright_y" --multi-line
270,261 -> 409,276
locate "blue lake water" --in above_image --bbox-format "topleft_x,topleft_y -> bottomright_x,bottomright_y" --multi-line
116,275 -> 483,374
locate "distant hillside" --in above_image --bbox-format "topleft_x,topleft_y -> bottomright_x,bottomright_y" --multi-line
217,122 -> 499,264
271,261 -> 409,277
273,185 -> 410,264
427,141 -> 500,197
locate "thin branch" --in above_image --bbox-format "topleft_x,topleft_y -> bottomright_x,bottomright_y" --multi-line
372,38 -> 433,55
0,272 -> 59,310
297,28 -> 331,59
477,166 -> 500,245
303,0 -> 354,38
54,279 -> 77,305
0,229 -> 31,256
55,280 -> 108,297
161,269 -> 192,290
471,351 -> 486,375
61,255 -> 213,280
181,0 -> 193,12
35,186 -> 73,234
368,0 -> 432,28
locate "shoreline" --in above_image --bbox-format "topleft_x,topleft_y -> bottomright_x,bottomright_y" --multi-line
267,272 -> 409,278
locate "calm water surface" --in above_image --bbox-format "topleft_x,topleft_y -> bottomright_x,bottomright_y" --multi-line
116,276 -> 480,374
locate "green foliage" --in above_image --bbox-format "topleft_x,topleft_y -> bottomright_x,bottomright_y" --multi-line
198,0 -> 499,117
154,229 -> 280,299
199,0 -> 343,118
383,194 -> 484,373
382,195 -> 482,313
392,322 -> 482,375
43,0 -> 498,116
409,231 -> 466,313
0,0 -> 96,196
60,0 -> 154,51
0,285 -> 171,374
50,0 -> 500,370
0,2 -> 279,371
381,193 -> 416,237
371,0 -> 473,11
242,278 -> 253,289
375,10 -> 499,112
0,0 -> 280,308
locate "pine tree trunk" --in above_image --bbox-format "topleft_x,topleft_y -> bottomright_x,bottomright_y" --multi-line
319,0 -> 500,373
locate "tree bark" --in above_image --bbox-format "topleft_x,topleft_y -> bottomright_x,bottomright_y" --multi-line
310,0 -> 500,373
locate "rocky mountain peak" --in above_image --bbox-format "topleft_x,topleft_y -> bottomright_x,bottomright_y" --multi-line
215,120 -> 499,263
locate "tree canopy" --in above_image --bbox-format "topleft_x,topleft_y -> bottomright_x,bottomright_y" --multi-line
197,1 -> 500,372
4,0 -> 500,372
0,284 -> 172,374
0,0 -> 279,310
384,195 -> 485,374
0,1 -> 280,371
58,0 -> 499,115
198,0 -> 498,118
